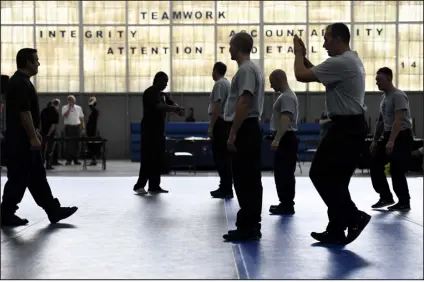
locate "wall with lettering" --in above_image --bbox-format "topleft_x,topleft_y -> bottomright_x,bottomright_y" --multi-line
1,0 -> 423,93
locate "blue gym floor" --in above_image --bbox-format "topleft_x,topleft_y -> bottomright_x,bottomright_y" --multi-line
1,175 -> 423,279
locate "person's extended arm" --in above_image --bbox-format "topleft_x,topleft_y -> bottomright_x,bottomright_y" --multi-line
389,95 -> 409,142
209,83 -> 224,132
274,113 -> 291,143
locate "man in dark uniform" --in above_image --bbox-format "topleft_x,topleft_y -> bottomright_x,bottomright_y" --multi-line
133,72 -> 184,195
40,99 -> 60,169
1,48 -> 77,226
293,23 -> 370,244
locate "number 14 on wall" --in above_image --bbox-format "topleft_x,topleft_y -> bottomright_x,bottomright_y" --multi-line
401,61 -> 417,68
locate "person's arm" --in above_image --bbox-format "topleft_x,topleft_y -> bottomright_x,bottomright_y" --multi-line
15,84 -> 38,140
273,96 -> 296,143
145,91 -> 179,113
303,57 -> 314,68
298,56 -> 343,85
78,106 -> 85,132
209,83 -> 224,131
388,95 -> 409,143
47,110 -> 59,136
229,67 -> 256,137
373,113 -> 384,141
62,104 -> 71,117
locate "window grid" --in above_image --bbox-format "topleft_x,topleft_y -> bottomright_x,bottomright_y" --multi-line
15,0 -> 422,92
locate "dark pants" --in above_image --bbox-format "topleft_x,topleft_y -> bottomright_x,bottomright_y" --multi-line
212,117 -> 232,193
231,118 -> 263,231
42,135 -> 55,167
309,115 -> 366,232
1,144 -> 56,216
64,125 -> 80,162
136,125 -> 165,189
370,129 -> 413,203
273,131 -> 298,206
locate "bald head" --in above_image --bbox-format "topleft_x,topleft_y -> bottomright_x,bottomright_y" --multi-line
269,69 -> 288,92
229,32 -> 254,60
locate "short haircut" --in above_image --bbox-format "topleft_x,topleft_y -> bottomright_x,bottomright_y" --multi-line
213,62 -> 227,76
52,99 -> 60,106
231,32 -> 254,54
153,71 -> 168,84
16,48 -> 37,69
328,23 -> 350,44
377,67 -> 393,81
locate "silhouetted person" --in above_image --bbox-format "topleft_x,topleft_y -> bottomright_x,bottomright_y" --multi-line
369,67 -> 413,210
268,69 -> 299,215
222,32 -> 265,242
208,62 -> 233,199
40,99 -> 60,169
1,48 -> 77,226
133,72 -> 184,195
86,96 -> 100,165
293,23 -> 370,245
185,107 -> 195,122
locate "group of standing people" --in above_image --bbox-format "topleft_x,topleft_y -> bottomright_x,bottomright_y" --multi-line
134,22 -> 416,245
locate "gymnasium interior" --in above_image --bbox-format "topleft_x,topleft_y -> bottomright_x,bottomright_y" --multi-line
0,0 -> 423,280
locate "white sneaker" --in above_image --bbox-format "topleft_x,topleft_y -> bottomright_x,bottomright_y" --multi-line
135,187 -> 148,195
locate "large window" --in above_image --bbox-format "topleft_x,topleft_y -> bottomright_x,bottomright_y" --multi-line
128,26 -> 171,93
354,24 -> 396,91
1,1 -> 423,93
35,1 -> 79,24
172,1 -> 215,24
399,1 -> 423,22
216,26 -> 260,84
264,25 -> 307,92
0,0 -> 33,24
82,1 -> 126,24
172,26 -> 215,92
353,1 -> 396,22
36,27 -> 79,92
127,1 -> 170,25
216,1 -> 260,24
309,1 -> 351,23
263,1 -> 307,23
83,26 -> 126,92
0,26 -> 34,82
398,24 -> 423,91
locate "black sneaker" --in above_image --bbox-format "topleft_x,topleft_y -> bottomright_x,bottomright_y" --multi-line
148,187 -> 169,194
211,189 -> 233,199
223,229 -> 262,242
371,198 -> 395,209
345,211 -> 371,244
46,199 -> 78,224
311,230 -> 346,244
1,214 -> 29,227
269,204 -> 295,215
387,202 -> 411,211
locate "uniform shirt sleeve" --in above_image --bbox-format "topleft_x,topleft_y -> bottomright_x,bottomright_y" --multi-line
210,82 -> 224,102
311,57 -> 344,86
279,95 -> 296,116
12,80 -> 31,112
393,93 -> 409,111
237,66 -> 257,97
143,89 -> 160,109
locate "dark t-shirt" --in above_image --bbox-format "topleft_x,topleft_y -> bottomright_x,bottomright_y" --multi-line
5,71 -> 40,146
40,106 -> 59,136
142,85 -> 174,132
86,108 -> 99,137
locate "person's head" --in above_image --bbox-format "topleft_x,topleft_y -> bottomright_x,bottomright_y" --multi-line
229,32 -> 253,61
323,23 -> 351,57
212,62 -> 227,81
376,67 -> 394,92
153,71 -> 168,91
52,98 -> 60,110
67,94 -> 76,105
88,96 -> 97,109
46,101 -> 52,108
16,48 -> 40,76
269,69 -> 288,92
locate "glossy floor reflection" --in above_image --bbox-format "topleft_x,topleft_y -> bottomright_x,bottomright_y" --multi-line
1,176 -> 423,279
